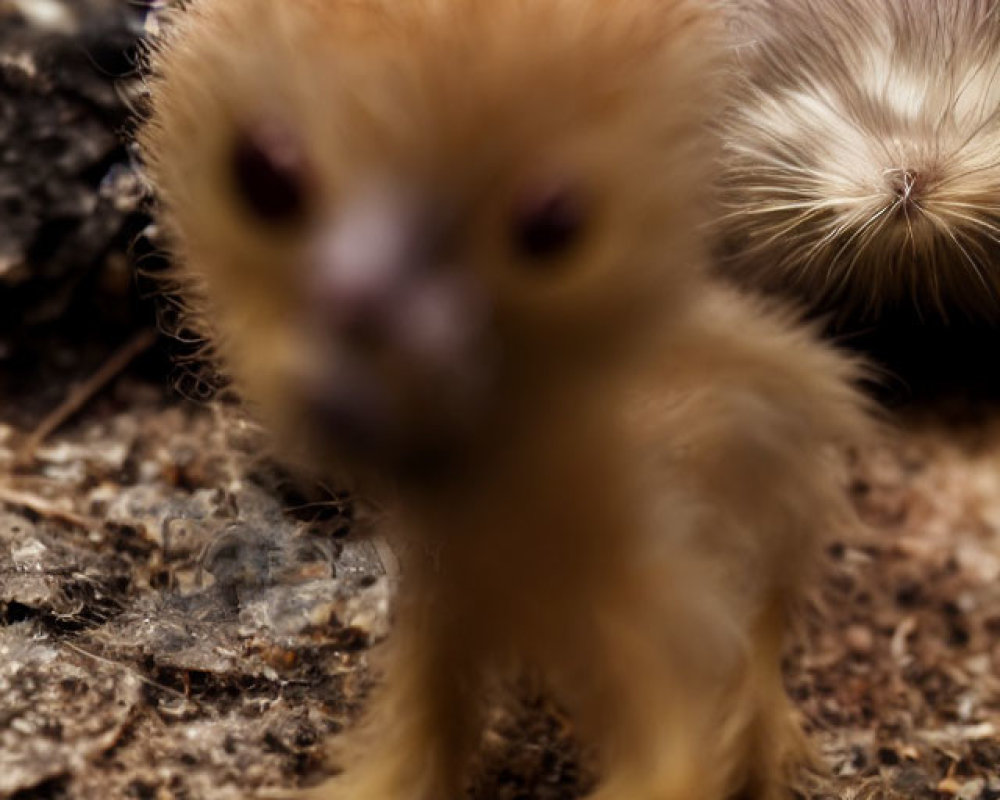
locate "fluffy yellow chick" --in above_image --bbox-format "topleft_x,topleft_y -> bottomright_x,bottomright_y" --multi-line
141,1 -> 869,798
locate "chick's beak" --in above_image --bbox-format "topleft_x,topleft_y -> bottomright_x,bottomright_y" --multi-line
306,186 -> 486,369
299,186 -> 491,464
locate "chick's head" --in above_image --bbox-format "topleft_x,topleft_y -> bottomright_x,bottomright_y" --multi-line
143,0 -> 720,478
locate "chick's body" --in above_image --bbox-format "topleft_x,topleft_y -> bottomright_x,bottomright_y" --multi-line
142,1 -> 868,798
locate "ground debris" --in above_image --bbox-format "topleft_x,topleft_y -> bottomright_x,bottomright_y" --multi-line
0,625 -> 142,797
0,0 -> 157,363
5,374 -> 1000,798
791,419 -> 1000,800
0,381 -> 388,798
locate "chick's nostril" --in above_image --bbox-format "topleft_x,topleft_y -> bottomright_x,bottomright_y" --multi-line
307,192 -> 427,340
303,187 -> 484,365
308,251 -> 398,344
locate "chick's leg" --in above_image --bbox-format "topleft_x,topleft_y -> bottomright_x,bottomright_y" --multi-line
552,527 -> 803,800
570,292 -> 865,800
312,598 -> 483,800
731,603 -> 809,800
542,566 -> 738,800
638,303 -> 864,799
644,391 -> 829,800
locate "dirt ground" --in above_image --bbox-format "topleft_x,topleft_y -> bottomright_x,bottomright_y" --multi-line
1,1 -> 999,799
4,368 -> 1000,800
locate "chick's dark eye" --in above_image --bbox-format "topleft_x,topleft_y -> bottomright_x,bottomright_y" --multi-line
511,183 -> 585,261
230,121 -> 310,223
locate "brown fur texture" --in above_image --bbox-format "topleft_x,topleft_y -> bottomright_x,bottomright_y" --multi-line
718,0 -> 1000,321
140,1 -> 870,798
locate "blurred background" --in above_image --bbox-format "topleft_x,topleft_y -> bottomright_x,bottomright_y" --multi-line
0,0 -> 170,417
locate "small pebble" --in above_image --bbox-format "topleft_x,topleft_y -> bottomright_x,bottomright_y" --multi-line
845,623 -> 874,655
